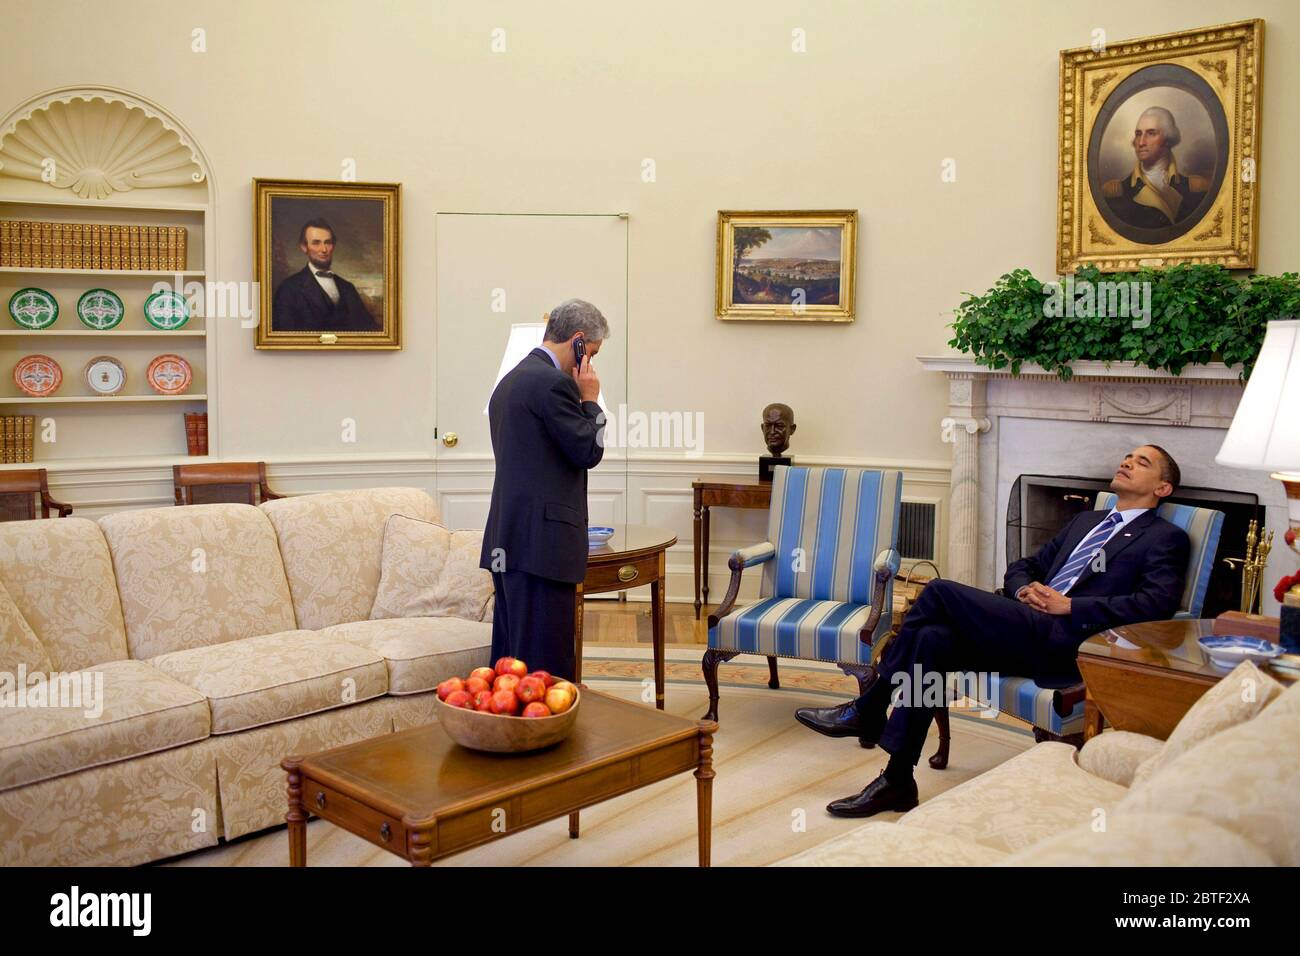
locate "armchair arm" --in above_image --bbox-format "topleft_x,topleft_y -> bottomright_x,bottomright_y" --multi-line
858,548 -> 901,646
706,541 -> 775,628
41,491 -> 73,518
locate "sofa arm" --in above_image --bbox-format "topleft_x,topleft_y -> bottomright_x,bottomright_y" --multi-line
858,548 -> 900,646
707,541 -> 775,628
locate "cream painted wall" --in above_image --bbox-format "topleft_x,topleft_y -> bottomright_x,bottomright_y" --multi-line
1,0 -> 1297,467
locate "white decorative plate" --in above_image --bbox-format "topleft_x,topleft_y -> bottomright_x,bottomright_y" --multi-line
85,356 -> 127,395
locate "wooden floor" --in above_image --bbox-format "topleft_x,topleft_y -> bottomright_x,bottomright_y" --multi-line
584,599 -> 708,647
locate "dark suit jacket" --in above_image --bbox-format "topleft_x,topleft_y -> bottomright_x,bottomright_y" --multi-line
1103,173 -> 1207,228
1004,508 -> 1190,642
271,266 -> 379,332
479,348 -> 605,584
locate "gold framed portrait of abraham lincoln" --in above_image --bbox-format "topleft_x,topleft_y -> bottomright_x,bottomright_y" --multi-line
254,178 -> 401,349
1057,19 -> 1262,273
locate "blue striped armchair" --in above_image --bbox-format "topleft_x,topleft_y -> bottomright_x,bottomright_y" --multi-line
702,465 -> 902,722
928,492 -> 1224,768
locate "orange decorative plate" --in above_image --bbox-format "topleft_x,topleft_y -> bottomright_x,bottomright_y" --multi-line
146,354 -> 192,395
14,354 -> 63,397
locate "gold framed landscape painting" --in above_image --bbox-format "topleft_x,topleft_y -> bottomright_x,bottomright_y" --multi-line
254,178 -> 401,349
716,210 -> 857,321
1058,19 -> 1262,273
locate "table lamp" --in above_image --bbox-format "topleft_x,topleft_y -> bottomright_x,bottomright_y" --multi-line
484,321 -> 607,414
1215,319 -> 1300,647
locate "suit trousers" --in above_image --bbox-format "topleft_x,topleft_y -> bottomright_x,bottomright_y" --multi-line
858,579 -> 1081,767
490,570 -> 578,680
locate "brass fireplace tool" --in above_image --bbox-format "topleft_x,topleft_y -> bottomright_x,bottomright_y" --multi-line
1224,519 -> 1273,615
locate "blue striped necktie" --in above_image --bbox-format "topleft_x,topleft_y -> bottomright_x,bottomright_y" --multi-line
1046,511 -> 1123,593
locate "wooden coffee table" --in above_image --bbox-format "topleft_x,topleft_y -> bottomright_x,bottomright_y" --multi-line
282,688 -> 719,867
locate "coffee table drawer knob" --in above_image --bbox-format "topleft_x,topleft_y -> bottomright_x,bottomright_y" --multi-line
315,790 -> 326,810
379,822 -> 392,842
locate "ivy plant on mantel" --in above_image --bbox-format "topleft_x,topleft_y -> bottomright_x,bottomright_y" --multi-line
948,264 -> 1300,381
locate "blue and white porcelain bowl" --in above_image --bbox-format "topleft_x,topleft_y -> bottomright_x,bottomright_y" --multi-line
1197,635 -> 1282,669
588,526 -> 615,548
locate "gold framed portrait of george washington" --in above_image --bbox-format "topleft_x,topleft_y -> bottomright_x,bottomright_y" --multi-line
1057,19 -> 1262,273
254,179 -> 401,349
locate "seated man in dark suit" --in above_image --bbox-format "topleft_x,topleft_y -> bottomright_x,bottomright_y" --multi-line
271,219 -> 381,332
796,444 -> 1190,817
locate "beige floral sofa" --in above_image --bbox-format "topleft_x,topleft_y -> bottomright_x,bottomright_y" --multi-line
0,487 -> 492,866
776,660 -> 1298,866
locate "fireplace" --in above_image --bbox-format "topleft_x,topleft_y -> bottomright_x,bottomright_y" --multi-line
1006,474 -> 1261,618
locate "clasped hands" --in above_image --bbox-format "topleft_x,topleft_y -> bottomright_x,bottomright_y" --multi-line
1016,581 -> 1071,615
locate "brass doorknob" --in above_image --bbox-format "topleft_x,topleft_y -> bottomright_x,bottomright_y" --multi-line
442,432 -> 458,447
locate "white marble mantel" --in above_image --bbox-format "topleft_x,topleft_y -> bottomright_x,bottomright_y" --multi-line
915,353 -> 1283,610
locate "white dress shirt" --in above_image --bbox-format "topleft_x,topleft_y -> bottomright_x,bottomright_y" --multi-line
310,264 -> 340,305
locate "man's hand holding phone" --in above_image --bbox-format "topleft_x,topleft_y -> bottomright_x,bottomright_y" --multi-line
574,355 -> 600,404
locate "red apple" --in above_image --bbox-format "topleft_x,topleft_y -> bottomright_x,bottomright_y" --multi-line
493,673 -> 521,695
436,676 -> 465,701
516,675 -> 547,705
521,702 -> 551,718
494,656 -> 529,677
465,676 -> 491,696
545,682 -> 577,715
470,666 -> 497,686
445,690 -> 473,709
489,689 -> 519,715
530,670 -> 557,688
471,689 -> 494,712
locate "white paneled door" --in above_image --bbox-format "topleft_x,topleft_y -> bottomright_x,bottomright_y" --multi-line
434,213 -> 628,529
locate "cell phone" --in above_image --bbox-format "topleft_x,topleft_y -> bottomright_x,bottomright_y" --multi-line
572,335 -> 585,369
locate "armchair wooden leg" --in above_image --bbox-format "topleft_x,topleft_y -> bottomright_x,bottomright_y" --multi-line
766,656 -> 780,690
929,707 -> 951,769
1033,727 -> 1086,750
701,649 -> 739,722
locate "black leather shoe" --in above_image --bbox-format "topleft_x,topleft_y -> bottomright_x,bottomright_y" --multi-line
826,771 -> 919,818
795,701 -> 884,747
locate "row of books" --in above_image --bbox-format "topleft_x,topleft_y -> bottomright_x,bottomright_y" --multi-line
0,221 -> 188,271
1,416 -> 35,463
184,412 -> 209,456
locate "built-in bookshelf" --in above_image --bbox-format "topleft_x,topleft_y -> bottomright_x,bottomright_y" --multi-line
0,89 -> 215,469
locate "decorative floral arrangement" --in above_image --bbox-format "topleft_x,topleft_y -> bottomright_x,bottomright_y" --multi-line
1275,571 -> 1300,604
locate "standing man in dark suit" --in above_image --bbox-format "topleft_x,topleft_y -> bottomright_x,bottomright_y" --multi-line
479,299 -> 609,679
271,219 -> 380,332
795,444 -> 1190,817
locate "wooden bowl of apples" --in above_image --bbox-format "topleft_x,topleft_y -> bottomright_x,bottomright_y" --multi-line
433,657 -> 581,754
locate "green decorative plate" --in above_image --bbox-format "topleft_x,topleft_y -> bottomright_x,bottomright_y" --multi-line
77,288 -> 125,330
143,290 -> 191,331
8,288 -> 59,330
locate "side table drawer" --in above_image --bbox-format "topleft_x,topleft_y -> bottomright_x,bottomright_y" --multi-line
304,776 -> 406,856
585,553 -> 659,592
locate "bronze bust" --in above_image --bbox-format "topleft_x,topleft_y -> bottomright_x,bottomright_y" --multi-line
759,403 -> 795,480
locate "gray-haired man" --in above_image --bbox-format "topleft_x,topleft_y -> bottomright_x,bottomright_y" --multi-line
1102,106 -> 1209,229
479,299 -> 609,678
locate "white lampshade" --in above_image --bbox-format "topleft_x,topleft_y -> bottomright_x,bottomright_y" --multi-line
483,322 -> 606,414
1216,319 -> 1300,474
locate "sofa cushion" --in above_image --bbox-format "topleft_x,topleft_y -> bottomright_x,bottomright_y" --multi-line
0,577 -> 51,675
1077,730 -> 1163,788
1131,659 -> 1283,787
998,811 -> 1274,867
99,504 -> 297,659
149,630 -> 388,734
369,515 -> 494,623
773,820 -> 1007,867
261,487 -> 440,630
323,617 -> 493,695
0,659 -> 209,791
898,741 -> 1127,854
0,517 -> 128,670
1119,680 -> 1300,865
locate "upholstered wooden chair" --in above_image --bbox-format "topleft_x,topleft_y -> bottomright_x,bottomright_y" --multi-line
0,468 -> 73,521
173,462 -> 283,506
928,491 -> 1224,768
702,465 -> 903,721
